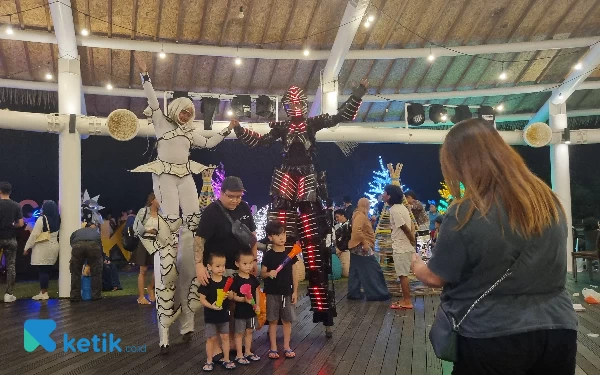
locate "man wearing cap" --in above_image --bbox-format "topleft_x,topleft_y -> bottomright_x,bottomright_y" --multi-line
194,176 -> 258,283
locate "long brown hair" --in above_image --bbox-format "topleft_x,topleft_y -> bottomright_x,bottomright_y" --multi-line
145,193 -> 156,207
440,119 -> 564,238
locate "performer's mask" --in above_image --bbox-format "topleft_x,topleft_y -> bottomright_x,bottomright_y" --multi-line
282,86 -> 308,117
168,97 -> 196,128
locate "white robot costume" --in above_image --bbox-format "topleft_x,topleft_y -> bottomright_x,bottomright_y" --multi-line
133,71 -> 231,352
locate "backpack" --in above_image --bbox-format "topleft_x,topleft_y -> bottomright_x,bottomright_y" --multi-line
122,210 -> 145,251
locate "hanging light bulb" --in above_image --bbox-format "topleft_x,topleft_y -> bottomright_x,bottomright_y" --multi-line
574,62 -> 582,70
428,53 -> 435,62
496,103 -> 504,112
159,50 -> 166,59
45,73 -> 53,80
227,109 -> 233,116
106,83 -> 113,90
367,15 -> 375,22
235,57 -> 242,65
364,21 -> 370,28
238,6 -> 244,19
81,28 -> 89,36
303,48 -> 310,56
6,24 -> 14,35
499,71 -> 507,80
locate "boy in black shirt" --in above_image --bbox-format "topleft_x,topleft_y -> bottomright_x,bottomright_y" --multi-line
198,253 -> 235,371
229,250 -> 261,365
261,220 -> 298,359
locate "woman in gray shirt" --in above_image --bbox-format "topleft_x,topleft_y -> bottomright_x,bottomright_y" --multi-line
412,119 -> 577,374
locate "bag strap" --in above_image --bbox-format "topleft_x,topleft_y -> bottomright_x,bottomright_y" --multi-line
42,215 -> 48,233
217,201 -> 235,224
454,252 -> 524,330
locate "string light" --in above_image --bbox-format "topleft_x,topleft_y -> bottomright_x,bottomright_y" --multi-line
106,83 -> 113,90
80,28 -> 89,36
45,73 -> 53,80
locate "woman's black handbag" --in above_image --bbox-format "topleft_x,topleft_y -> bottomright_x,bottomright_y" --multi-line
217,202 -> 257,249
429,267 -> 514,362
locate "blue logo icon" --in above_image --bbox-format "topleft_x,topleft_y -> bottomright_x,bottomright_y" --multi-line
24,319 -> 56,352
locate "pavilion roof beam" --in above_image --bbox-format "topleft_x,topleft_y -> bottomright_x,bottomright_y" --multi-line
529,43 -> 600,124
4,29 -> 598,61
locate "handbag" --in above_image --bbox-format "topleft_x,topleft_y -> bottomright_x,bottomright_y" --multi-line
429,258 -> 519,362
217,201 -> 257,249
34,216 -> 51,243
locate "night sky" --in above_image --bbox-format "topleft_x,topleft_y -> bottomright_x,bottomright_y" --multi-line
1,127 -> 576,217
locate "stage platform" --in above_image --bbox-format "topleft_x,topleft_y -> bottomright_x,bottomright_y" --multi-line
0,277 -> 598,375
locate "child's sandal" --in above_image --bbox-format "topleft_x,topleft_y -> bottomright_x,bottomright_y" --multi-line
222,360 -> 236,370
268,350 -> 279,359
284,349 -> 296,359
235,357 -> 250,365
246,353 -> 261,361
202,362 -> 214,372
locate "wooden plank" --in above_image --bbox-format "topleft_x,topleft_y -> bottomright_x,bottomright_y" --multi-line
348,302 -> 392,375
396,298 -> 415,375
577,352 -> 599,375
363,305 -> 396,375
411,297 -> 427,375
379,310 -> 405,375
424,295 -> 443,374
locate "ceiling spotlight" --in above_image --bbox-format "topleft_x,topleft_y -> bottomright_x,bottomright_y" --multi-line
235,57 -> 242,65
5,25 -> 14,35
81,28 -> 89,36
364,21 -> 370,28
106,83 -> 113,90
367,15 -> 375,22
406,103 -> 425,126
226,109 -> 233,117
574,62 -> 582,70
159,50 -> 166,59
45,73 -> 53,80
429,104 -> 448,124
239,6 -> 244,19
303,49 -> 310,56
496,103 -> 504,112
499,71 -> 507,80
428,53 -> 435,62
478,106 -> 496,126
451,105 -> 471,124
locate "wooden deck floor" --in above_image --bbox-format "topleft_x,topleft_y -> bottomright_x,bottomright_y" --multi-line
0,277 -> 598,375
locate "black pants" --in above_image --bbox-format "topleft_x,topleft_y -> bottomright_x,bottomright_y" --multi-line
70,241 -> 103,300
38,265 -> 53,290
453,329 -> 577,375
102,262 -> 121,291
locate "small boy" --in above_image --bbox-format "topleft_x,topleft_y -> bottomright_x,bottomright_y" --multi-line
198,253 -> 236,371
229,249 -> 261,365
261,220 -> 298,359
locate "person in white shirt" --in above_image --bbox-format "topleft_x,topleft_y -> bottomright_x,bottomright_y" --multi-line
382,185 -> 416,309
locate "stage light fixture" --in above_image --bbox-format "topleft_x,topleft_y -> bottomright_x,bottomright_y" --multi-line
429,104 -> 448,124
406,103 -> 425,126
451,105 -> 471,124
231,95 -> 252,118
201,97 -> 220,130
256,95 -> 275,119
478,105 -> 496,125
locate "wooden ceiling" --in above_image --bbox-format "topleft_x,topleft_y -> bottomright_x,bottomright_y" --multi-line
0,0 -> 599,124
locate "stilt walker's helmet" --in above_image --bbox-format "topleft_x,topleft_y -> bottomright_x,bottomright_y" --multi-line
282,86 -> 308,117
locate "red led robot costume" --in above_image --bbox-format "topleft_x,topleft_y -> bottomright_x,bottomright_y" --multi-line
233,83 -> 366,328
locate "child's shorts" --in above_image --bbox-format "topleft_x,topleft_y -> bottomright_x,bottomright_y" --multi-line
205,322 -> 229,337
266,294 -> 296,323
235,318 -> 257,334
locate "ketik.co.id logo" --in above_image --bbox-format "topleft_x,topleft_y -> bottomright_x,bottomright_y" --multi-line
24,319 -> 146,353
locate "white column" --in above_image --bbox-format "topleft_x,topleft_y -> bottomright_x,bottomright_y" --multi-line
549,103 -> 573,272
57,57 -> 82,298
323,81 -> 339,115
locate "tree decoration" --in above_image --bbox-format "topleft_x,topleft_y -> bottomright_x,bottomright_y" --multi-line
211,162 -> 226,199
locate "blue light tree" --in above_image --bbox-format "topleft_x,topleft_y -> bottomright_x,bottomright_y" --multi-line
365,156 -> 407,210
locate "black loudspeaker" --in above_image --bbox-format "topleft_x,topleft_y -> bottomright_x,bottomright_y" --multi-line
231,95 -> 252,118
201,97 -> 220,130
407,103 -> 425,126
256,95 -> 275,119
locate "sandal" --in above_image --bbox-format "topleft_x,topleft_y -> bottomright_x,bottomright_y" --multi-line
202,362 -> 213,372
284,349 -> 296,359
391,302 -> 413,310
148,290 -> 156,302
246,353 -> 261,362
137,297 -> 151,305
268,350 -> 279,359
222,360 -> 236,370
235,357 -> 250,365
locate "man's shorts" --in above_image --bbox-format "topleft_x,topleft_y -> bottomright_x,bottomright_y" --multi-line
235,318 -> 257,334
205,322 -> 229,338
266,294 -> 296,323
392,252 -> 412,277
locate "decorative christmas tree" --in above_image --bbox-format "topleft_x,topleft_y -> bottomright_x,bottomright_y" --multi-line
253,205 -> 269,264
366,156 -> 407,211
211,163 -> 226,199
199,165 -> 217,210
437,181 -> 465,214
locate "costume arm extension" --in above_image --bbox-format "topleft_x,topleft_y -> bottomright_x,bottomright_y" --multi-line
310,84 -> 366,131
233,123 -> 281,148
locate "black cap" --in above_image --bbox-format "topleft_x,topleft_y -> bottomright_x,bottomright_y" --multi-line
222,176 -> 245,192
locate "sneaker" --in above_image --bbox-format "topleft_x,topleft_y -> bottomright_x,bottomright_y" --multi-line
3,294 -> 16,303
32,292 -> 49,301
